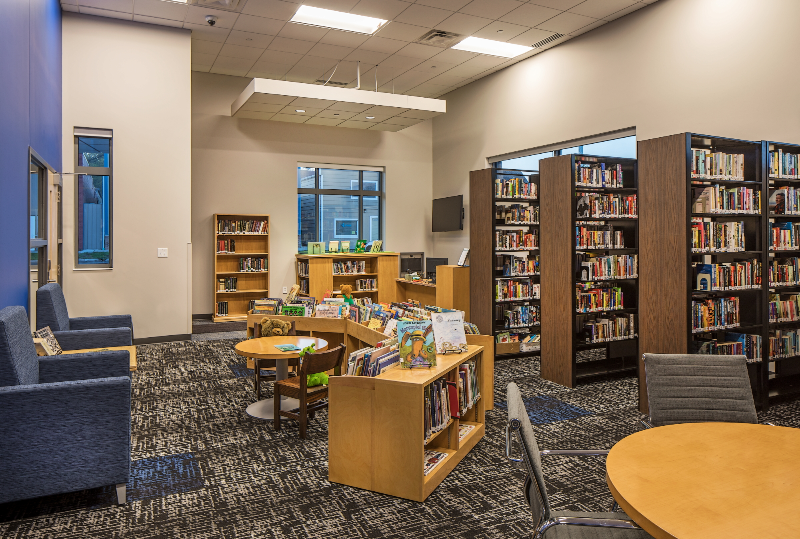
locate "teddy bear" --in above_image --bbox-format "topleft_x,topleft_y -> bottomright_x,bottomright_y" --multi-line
340,284 -> 355,306
260,318 -> 293,337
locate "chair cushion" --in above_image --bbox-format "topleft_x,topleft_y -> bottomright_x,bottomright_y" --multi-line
544,511 -> 654,538
0,306 -> 40,386
36,283 -> 70,332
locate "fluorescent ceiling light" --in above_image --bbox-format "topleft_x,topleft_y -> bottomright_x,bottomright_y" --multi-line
452,36 -> 533,58
290,5 -> 387,35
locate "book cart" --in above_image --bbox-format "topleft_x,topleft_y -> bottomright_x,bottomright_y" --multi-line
469,168 -> 541,356
295,253 -> 398,304
539,155 -> 639,387
213,213 -> 269,322
638,133 -> 768,413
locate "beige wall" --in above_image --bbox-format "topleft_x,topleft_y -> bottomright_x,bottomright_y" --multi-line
192,72 -> 433,315
432,0 -> 797,262
62,13 -> 192,339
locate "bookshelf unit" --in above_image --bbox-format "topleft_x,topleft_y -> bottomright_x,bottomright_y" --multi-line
638,133 -> 768,413
295,253 -> 398,304
540,155 -> 639,388
213,213 -> 270,322
470,168 -> 541,356
328,345 -> 485,502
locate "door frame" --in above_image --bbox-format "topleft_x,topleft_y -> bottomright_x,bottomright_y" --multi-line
28,146 -> 60,319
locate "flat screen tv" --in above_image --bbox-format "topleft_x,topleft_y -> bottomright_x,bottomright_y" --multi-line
432,195 -> 463,232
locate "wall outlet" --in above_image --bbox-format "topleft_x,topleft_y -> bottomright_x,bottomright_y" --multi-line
158,248 -> 168,258
282,286 -> 288,294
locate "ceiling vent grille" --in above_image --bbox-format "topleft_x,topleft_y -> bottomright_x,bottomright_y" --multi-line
189,0 -> 242,12
414,29 -> 463,48
531,33 -> 565,49
314,79 -> 349,87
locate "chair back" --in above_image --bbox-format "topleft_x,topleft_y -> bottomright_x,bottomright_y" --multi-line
506,382 -> 551,528
36,283 -> 70,331
643,353 -> 758,426
0,306 -> 40,386
300,344 -> 346,377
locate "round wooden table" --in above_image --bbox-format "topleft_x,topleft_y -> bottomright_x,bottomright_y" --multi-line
234,336 -> 327,420
606,422 -> 800,539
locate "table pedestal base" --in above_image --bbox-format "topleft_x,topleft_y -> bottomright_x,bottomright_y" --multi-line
246,397 -> 300,420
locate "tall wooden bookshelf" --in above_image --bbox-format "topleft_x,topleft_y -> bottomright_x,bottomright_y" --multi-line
638,134 -> 768,413
470,168 -> 541,356
295,252 -> 399,304
213,213 -> 269,322
540,154 -> 639,388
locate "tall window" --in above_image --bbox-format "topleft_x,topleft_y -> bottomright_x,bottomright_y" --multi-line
495,135 -> 636,169
297,166 -> 384,252
75,131 -> 112,267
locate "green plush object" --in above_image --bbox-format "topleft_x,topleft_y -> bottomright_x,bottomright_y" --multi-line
298,343 -> 328,387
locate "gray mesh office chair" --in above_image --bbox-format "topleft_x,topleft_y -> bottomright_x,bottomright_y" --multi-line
641,354 -> 758,428
505,383 -> 653,539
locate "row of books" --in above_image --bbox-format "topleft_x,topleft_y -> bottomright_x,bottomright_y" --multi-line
769,149 -> 799,179
769,187 -> 800,215
495,176 -> 536,199
496,204 -> 538,224
695,333 -> 762,361
216,301 -> 228,316
576,284 -> 624,313
355,279 -> 377,291
692,185 -> 761,214
332,260 -> 367,274
457,360 -> 480,416
576,193 -> 637,218
694,260 -> 762,291
692,296 -> 740,333
691,219 -> 745,253
496,332 -> 539,344
218,219 -> 268,234
496,281 -> 540,301
424,450 -> 449,476
771,221 -> 800,251
769,257 -> 800,287
496,229 -> 538,251
576,225 -> 626,250
239,257 -> 267,272
770,328 -> 800,359
691,149 -> 745,180
769,293 -> 800,323
217,277 -> 237,292
299,280 -> 309,294
346,340 -> 401,377
578,254 -> 637,281
497,254 -> 539,276
424,377 -> 452,443
298,260 -> 308,277
217,239 -> 236,253
580,313 -> 636,343
504,304 -> 540,328
575,162 -> 624,188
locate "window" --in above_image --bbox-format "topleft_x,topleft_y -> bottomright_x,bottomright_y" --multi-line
495,135 -> 637,169
75,131 -> 112,267
297,166 -> 384,252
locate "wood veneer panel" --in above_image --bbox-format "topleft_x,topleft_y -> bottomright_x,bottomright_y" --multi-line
540,155 -> 575,387
469,169 -> 494,335
637,133 -> 689,414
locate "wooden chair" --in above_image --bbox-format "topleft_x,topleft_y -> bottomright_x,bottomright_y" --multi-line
251,320 -> 299,399
273,344 -> 346,438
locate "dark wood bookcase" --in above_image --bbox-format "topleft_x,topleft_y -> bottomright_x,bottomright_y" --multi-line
638,133 -> 768,414
469,168 -> 541,357
539,154 -> 639,388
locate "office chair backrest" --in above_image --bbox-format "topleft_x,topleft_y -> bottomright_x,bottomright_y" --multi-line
643,353 -> 758,426
36,283 -> 70,331
0,306 -> 40,386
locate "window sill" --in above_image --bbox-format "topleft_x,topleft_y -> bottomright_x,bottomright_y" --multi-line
73,267 -> 113,271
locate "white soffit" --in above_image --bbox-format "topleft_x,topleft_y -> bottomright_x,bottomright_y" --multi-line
231,78 -> 446,131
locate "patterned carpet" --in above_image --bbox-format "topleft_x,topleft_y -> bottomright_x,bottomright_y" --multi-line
0,339 -> 798,539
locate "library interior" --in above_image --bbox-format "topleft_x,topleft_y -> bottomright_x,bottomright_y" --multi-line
3,0 -> 800,537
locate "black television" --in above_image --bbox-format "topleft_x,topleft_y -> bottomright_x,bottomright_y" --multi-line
432,195 -> 463,232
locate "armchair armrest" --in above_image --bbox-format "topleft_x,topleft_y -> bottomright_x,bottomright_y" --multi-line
39,350 -> 130,383
70,315 -> 133,335
540,449 -> 609,457
54,327 -> 132,350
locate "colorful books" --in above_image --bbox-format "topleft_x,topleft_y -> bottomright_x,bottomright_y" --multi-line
274,344 -> 301,352
252,298 -> 283,314
370,240 -> 383,252
398,320 -> 436,368
495,176 -> 536,199
578,254 -> 637,281
315,304 -> 342,318
424,450 -> 448,476
217,219 -> 268,234
495,229 -> 538,251
458,423 -> 475,442
576,193 -> 637,218
424,377 -> 451,441
431,311 -> 468,354
341,241 -> 350,253
575,162 -> 623,188
285,284 -> 300,303
690,149 -> 745,180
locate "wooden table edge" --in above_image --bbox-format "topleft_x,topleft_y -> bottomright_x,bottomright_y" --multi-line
234,337 -> 329,360
606,471 -> 676,539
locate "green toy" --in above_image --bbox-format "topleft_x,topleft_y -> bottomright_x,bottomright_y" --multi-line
298,344 -> 329,387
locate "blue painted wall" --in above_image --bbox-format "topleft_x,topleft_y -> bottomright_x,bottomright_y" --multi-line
0,0 -> 62,311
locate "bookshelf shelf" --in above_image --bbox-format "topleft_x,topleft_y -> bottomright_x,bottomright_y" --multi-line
295,253 -> 398,303
424,418 -> 454,446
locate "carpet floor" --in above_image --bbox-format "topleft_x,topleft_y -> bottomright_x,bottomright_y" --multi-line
0,339 -> 797,539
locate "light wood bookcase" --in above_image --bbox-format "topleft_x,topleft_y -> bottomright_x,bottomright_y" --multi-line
213,213 -> 269,322
328,345 -> 486,502
295,253 -> 398,303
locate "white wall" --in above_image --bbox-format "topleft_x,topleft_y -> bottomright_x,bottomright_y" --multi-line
192,72 -> 433,315
432,0 -> 799,262
62,13 -> 192,339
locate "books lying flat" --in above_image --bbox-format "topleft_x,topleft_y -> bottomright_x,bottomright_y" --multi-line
274,344 -> 301,352
424,450 -> 449,476
458,424 -> 476,442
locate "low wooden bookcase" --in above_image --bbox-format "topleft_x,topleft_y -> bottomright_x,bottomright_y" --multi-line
295,252 -> 398,303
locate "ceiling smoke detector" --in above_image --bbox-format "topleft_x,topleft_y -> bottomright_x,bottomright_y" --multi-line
414,29 -> 463,49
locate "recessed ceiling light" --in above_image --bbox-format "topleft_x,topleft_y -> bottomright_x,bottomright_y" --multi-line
296,109 -> 306,113
290,5 -> 387,35
366,116 -> 375,119
452,36 -> 533,58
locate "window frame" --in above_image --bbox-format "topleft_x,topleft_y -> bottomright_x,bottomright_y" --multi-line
74,133 -> 113,269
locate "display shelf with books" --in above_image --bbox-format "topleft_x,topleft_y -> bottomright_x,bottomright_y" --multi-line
470,168 -> 542,356
295,253 -> 398,304
213,214 -> 269,322
638,133 -> 768,413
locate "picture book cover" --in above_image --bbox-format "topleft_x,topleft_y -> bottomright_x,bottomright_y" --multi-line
274,344 -> 301,352
431,311 -> 468,354
329,240 -> 339,253
355,239 -> 367,253
341,240 -> 350,253
285,284 -> 300,304
370,240 -> 383,252
398,319 -> 436,368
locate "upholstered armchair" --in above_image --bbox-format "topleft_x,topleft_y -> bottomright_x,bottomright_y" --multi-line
36,282 -> 133,350
0,305 -> 131,505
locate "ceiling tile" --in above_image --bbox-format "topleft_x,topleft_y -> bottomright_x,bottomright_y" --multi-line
210,65 -> 250,77
271,113 -> 309,123
193,39 -> 224,55
602,2 -> 646,21
293,97 -> 339,107
528,0 -> 583,9
219,43 -> 266,60
192,64 -> 211,72
569,0 -> 638,19
338,120 -> 375,129
360,36 -> 408,54
444,53 -> 504,75
79,6 -> 133,20
285,67 -> 326,83
369,123 -> 407,131
473,20 -> 530,41
412,57 -> 457,72
213,56 -> 258,71
379,115 -> 422,126
241,0 -> 301,21
241,101 -> 286,113
248,65 -> 291,78
249,93 -> 296,105
536,11 -> 596,33
191,52 -> 218,66
374,21 -> 430,42
134,14 -> 185,27
568,18 -> 606,35
345,48 -> 390,65
425,71 -> 469,86
318,29 -> 371,48
327,102 -> 373,112
498,3 -> 560,26
294,55 -> 339,70
459,0 -> 523,19
268,36 -> 318,54
316,109 -> 359,119
364,105 -> 407,115
278,21 -> 330,41
235,110 -> 277,120
395,42 -> 441,59
408,81 -> 449,94
305,117 -> 346,126
232,14 -> 286,35
428,47 -> 477,63
278,105 -> 325,115
133,0 -> 187,20
185,6 -> 238,29
393,4 -> 452,26
257,49 -> 305,66
506,27 -> 556,46
226,30 -> 275,48
414,0 -> 471,11
80,0 -> 132,12
397,109 -> 440,119
436,12 -> 492,35
184,23 -> 232,43
306,42 -> 354,59
303,0 -> 361,11
378,54 -> 424,70
350,0 -> 413,20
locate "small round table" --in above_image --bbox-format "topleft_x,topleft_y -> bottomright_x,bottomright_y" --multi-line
606,422 -> 800,539
235,336 -> 328,420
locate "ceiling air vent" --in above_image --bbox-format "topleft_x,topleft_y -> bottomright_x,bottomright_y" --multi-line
531,33 -> 565,49
314,80 -> 349,87
189,0 -> 242,12
415,29 -> 463,48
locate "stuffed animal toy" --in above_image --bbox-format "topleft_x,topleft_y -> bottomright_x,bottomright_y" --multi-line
298,343 -> 329,387
340,284 -> 355,306
260,318 -> 292,337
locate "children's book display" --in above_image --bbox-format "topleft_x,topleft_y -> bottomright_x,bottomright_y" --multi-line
355,239 -> 367,253
398,320 -> 436,368
307,242 -> 325,254
329,241 -> 339,253
370,240 -> 383,252
430,311 -> 468,354
341,241 -> 351,253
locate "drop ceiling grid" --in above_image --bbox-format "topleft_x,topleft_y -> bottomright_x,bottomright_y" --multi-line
61,0 -> 658,98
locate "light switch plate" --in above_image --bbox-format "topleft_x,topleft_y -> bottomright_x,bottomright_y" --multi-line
158,248 -> 168,258
282,286 -> 288,293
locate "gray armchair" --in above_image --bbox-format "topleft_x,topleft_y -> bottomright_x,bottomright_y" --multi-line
641,353 -> 758,428
505,383 -> 653,539
0,305 -> 131,505
36,282 -> 133,350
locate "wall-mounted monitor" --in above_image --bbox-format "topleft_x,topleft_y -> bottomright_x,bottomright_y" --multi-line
432,195 -> 463,232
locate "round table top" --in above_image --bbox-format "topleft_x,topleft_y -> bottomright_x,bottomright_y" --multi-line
606,422 -> 800,539
234,336 -> 328,360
